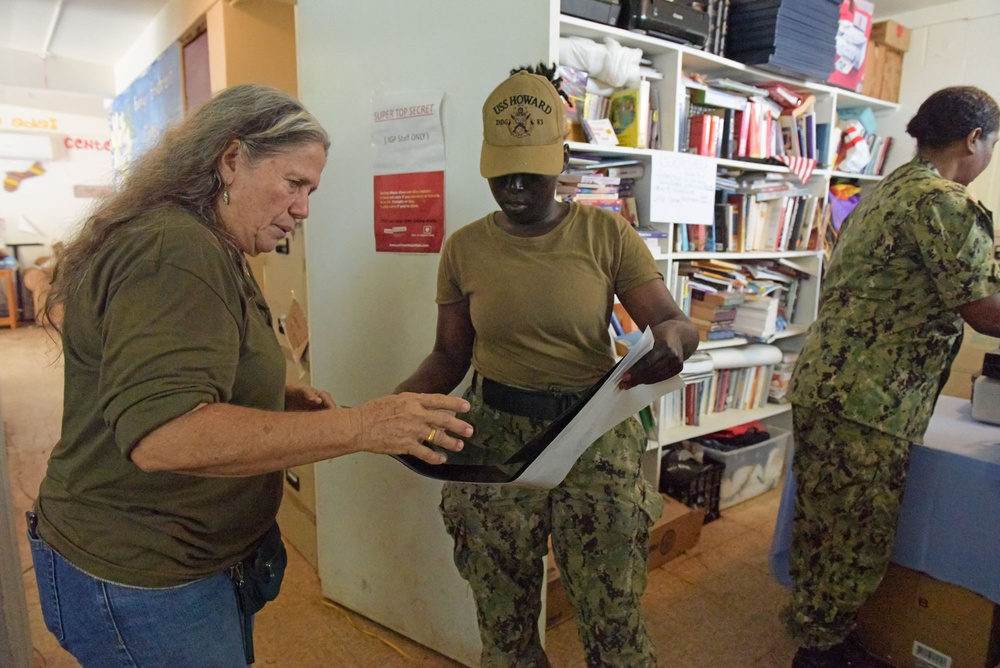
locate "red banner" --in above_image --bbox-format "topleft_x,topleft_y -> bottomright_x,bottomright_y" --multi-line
373,171 -> 444,253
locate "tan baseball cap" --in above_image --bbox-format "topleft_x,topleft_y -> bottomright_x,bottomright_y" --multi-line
480,70 -> 568,178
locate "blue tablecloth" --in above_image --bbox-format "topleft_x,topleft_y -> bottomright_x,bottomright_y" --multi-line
769,395 -> 1000,603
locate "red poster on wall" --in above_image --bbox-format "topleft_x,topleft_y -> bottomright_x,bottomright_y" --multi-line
373,170 -> 444,253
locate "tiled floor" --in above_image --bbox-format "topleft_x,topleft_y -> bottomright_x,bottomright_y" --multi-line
2,325 -> 800,667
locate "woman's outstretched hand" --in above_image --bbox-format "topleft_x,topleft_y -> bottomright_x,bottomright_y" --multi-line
352,393 -> 473,464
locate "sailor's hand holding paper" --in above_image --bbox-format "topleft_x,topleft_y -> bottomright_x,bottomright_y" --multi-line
615,279 -> 699,390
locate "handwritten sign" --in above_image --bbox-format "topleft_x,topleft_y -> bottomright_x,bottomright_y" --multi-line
649,151 -> 716,226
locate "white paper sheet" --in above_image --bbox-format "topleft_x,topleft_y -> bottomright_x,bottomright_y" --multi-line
371,90 -> 446,175
512,328 -> 684,489
649,151 -> 716,225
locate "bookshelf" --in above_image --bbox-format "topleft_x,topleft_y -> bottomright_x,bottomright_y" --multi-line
556,11 -> 900,489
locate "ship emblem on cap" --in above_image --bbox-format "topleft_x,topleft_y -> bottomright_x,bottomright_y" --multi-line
508,106 -> 533,138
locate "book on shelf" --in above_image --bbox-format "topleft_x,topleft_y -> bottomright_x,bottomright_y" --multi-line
815,122 -> 832,167
620,196 -> 640,228
689,302 -> 738,323
636,225 -> 670,239
778,115 -> 802,157
582,118 -> 620,146
612,303 -> 638,335
769,351 -> 799,402
733,296 -> 780,340
714,203 -> 735,252
566,154 -> 643,177
557,65 -> 589,143
609,80 -> 650,149
692,257 -> 741,272
764,83 -> 803,109
690,289 -> 745,308
689,86 -> 749,111
687,113 -> 715,157
648,86 -> 661,150
718,108 -> 735,159
707,78 -> 770,98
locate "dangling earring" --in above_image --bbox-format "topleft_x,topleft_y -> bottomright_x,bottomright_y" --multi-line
223,186 -> 230,205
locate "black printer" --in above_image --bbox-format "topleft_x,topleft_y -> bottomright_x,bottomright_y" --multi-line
561,0 -> 622,26
618,0 -> 710,48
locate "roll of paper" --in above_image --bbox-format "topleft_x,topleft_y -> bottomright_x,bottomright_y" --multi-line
706,344 -> 783,369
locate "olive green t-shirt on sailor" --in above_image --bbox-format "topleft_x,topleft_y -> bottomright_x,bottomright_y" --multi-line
35,207 -> 286,588
438,202 -> 662,392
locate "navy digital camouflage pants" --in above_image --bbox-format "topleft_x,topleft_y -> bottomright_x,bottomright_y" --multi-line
440,385 -> 663,667
783,405 -> 911,649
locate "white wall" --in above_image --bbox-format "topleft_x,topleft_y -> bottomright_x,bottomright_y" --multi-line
878,0 -> 1000,212
0,100 -> 112,265
296,1 -> 555,664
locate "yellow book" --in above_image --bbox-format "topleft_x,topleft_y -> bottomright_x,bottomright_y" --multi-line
608,79 -> 650,149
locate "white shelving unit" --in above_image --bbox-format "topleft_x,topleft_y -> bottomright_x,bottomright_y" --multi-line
557,12 -> 899,475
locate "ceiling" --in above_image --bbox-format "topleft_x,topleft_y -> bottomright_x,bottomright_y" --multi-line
0,0 -> 960,93
1,0 -> 173,67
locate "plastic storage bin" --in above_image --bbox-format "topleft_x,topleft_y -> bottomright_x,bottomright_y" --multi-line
659,456 -> 724,524
700,426 -> 790,509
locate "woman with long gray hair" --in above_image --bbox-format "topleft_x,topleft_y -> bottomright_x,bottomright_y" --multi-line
29,83 -> 472,667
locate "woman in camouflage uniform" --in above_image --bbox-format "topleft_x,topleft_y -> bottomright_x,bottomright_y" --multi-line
785,86 -> 1000,668
397,65 -> 698,667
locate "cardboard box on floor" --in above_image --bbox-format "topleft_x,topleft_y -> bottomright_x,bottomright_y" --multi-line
856,563 -> 1000,668
545,494 -> 705,628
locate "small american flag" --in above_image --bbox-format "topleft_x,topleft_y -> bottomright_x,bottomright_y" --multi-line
776,156 -> 817,186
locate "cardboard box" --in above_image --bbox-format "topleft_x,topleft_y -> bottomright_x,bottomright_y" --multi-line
942,326 -> 1000,400
856,563 -> 1000,668
545,495 -> 704,627
862,42 -> 905,104
871,20 -> 911,52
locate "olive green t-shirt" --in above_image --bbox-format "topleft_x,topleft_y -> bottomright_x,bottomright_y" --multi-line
437,202 -> 662,391
35,207 -> 286,587
789,157 -> 1000,441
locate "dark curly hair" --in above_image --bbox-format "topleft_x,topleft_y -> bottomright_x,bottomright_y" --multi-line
511,62 -> 571,104
906,86 -> 1000,149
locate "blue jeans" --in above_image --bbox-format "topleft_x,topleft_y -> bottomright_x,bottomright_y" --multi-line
28,516 -> 249,667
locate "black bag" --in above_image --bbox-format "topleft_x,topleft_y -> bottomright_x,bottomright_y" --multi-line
230,522 -> 287,664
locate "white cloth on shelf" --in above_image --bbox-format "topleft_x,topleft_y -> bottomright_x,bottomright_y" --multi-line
559,36 -> 643,88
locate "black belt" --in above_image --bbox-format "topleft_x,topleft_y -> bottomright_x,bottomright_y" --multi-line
475,372 -> 583,421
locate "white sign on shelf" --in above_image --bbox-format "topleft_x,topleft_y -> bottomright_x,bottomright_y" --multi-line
650,151 -> 716,226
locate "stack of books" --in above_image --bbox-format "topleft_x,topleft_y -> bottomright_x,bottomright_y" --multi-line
688,289 -> 745,342
557,173 -> 636,222
733,295 -> 781,340
725,0 -> 840,82
769,351 -> 799,402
